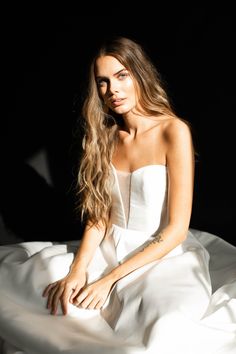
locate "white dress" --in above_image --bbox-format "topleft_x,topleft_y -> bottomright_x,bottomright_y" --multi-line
0,164 -> 235,354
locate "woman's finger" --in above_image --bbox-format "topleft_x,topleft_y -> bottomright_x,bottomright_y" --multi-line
47,284 -> 60,310
74,290 -> 89,306
61,287 -> 74,315
51,287 -> 64,315
87,298 -> 101,310
79,295 -> 95,309
95,300 -> 104,310
69,286 -> 81,303
42,282 -> 57,297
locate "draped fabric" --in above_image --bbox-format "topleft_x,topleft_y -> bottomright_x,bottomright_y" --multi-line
0,164 -> 235,353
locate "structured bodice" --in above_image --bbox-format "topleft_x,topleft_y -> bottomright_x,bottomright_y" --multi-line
110,163 -> 169,235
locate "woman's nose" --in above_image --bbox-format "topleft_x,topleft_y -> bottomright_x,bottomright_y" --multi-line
108,80 -> 119,94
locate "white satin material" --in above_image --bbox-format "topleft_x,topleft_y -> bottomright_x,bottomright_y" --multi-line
0,164 -> 236,354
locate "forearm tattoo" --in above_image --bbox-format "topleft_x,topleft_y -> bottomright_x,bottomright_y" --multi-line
140,231 -> 164,252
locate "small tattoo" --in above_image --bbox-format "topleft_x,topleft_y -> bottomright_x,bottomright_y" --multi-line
140,231 -> 164,251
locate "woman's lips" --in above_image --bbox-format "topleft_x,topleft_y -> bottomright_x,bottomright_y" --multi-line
111,98 -> 125,107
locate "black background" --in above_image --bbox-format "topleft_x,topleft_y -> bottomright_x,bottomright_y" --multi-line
1,9 -> 235,245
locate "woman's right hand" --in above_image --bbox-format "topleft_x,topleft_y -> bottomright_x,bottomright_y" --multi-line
42,270 -> 87,315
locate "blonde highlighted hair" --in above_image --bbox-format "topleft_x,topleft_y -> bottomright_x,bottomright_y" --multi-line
75,36 -> 178,234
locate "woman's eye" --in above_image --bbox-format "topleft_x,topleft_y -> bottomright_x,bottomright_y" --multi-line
97,80 -> 106,87
118,72 -> 128,79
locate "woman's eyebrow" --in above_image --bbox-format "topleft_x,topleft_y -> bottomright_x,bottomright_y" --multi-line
96,68 -> 126,80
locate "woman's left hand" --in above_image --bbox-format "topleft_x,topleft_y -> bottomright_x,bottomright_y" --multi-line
73,276 -> 114,310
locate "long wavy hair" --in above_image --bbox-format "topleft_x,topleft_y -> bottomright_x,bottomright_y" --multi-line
76,36 -> 178,235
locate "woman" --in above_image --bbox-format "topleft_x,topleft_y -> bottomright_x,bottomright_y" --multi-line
0,37 -> 235,354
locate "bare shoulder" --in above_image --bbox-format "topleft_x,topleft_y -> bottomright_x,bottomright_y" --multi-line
163,117 -> 192,145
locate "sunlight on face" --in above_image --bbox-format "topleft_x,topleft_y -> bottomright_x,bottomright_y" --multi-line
95,56 -> 138,115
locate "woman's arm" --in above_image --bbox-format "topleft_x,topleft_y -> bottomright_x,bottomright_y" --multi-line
70,220 -> 107,274
43,220 -> 106,315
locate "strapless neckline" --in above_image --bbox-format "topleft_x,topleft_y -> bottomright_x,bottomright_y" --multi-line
110,161 -> 168,232
110,163 -> 167,175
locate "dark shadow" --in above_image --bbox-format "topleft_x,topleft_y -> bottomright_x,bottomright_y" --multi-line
0,159 -> 81,242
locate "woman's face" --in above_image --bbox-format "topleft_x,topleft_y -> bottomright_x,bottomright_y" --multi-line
95,55 -> 138,115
